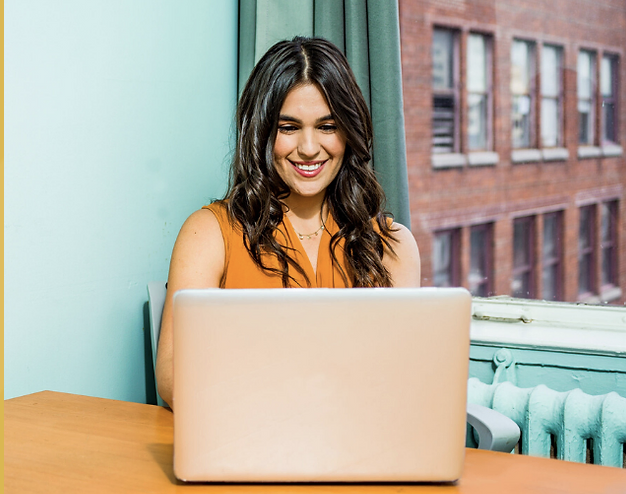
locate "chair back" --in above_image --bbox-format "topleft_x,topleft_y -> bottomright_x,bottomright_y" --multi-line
147,281 -> 167,406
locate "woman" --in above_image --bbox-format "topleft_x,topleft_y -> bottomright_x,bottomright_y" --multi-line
156,37 -> 420,407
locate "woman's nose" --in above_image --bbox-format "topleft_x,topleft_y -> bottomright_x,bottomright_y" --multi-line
297,129 -> 320,158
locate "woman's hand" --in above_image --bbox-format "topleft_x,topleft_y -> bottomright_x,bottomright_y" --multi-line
155,209 -> 225,408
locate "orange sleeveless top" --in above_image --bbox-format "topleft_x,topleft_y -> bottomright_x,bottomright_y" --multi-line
202,202 -> 350,288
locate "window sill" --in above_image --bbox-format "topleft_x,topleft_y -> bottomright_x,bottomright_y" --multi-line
602,144 -> 623,157
471,297 -> 626,357
578,146 -> 602,159
542,147 -> 569,162
468,151 -> 499,167
601,286 -> 622,303
511,149 -> 542,164
431,153 -> 466,169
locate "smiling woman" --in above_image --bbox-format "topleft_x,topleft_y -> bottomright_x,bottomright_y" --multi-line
155,37 -> 420,407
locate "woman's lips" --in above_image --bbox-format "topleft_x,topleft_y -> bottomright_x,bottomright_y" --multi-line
290,160 -> 327,177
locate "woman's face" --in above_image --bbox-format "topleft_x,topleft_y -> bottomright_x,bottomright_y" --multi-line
273,84 -> 346,204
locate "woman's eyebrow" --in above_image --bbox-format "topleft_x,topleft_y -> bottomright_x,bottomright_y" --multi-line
278,114 -> 335,123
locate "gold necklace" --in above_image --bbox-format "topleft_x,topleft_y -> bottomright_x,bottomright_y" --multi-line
292,211 -> 327,241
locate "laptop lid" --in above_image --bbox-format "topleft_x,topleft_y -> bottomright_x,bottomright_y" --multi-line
173,287 -> 471,482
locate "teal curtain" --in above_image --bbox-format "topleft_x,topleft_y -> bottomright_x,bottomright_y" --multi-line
238,0 -> 411,228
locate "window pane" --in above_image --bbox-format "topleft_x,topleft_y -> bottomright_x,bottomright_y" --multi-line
541,98 -> 558,147
433,95 -> 455,153
601,202 -> 616,287
601,57 -> 613,97
577,51 -> 593,98
469,227 -> 488,296
543,214 -> 557,259
542,46 -> 560,97
513,220 -> 530,268
542,213 -> 561,301
433,232 -> 452,287
511,40 -> 531,94
433,30 -> 454,89
512,95 -> 531,148
578,206 -> 595,295
601,203 -> 611,243
603,102 -> 616,142
467,34 -> 487,92
468,93 -> 487,150
512,272 -> 530,298
579,106 -> 591,144
542,264 -> 558,301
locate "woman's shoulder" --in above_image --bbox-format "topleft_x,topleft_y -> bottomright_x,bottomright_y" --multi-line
383,220 -> 421,288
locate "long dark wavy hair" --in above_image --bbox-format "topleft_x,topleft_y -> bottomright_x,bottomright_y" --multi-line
222,36 -> 397,287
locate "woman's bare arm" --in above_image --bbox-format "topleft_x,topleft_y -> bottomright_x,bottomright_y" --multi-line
384,223 -> 421,288
155,209 -> 225,408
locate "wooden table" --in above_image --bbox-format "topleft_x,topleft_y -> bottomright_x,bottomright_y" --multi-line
5,391 -> 626,493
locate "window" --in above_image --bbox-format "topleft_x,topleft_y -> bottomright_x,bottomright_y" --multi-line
467,33 -> 491,151
578,205 -> 596,297
433,229 -> 460,287
512,216 -> 535,298
600,201 -> 618,288
601,55 -> 618,144
469,223 -> 493,296
578,50 -> 595,145
432,28 -> 459,153
541,45 -> 563,148
511,40 -> 535,148
542,212 -> 563,301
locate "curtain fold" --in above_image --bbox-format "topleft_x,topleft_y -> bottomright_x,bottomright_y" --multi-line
237,0 -> 411,228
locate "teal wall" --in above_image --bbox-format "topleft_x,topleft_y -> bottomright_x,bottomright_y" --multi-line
4,0 -> 238,402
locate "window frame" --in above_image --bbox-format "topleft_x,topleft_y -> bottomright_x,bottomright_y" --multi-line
432,27 -> 461,155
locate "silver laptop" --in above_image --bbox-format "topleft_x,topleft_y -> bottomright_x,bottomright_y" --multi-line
173,287 -> 471,482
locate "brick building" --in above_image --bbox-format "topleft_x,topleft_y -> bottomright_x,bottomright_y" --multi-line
399,0 -> 625,304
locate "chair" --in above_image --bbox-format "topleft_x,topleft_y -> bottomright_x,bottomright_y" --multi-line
146,282 -> 520,452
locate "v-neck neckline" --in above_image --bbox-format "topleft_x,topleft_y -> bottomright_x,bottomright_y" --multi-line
282,213 -> 336,286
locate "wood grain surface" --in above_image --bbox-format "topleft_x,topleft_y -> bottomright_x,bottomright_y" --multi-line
5,391 -> 626,493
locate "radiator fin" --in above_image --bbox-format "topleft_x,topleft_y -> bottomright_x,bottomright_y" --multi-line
468,378 -> 626,467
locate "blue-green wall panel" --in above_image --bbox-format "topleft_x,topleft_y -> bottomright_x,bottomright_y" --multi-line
4,0 -> 238,402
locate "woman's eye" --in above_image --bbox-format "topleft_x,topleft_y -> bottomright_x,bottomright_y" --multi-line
278,124 -> 298,133
319,124 -> 337,132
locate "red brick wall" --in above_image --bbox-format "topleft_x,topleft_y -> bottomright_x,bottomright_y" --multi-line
399,0 -> 626,303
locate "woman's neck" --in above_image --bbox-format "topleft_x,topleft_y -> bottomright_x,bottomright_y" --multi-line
281,192 -> 327,222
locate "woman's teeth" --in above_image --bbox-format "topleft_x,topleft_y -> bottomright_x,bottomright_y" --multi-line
293,162 -> 323,171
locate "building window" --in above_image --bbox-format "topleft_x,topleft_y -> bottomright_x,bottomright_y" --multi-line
578,50 -> 596,145
433,229 -> 460,287
467,33 -> 491,151
541,45 -> 563,148
512,216 -> 535,298
432,28 -> 459,154
601,55 -> 618,144
600,201 -> 618,288
511,40 -> 535,148
469,223 -> 493,296
542,212 -> 563,301
578,205 -> 596,297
